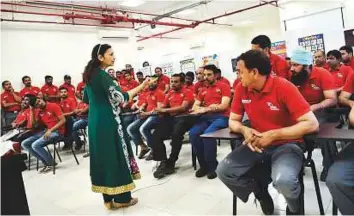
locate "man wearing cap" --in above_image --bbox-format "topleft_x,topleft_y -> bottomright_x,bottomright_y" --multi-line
289,48 -> 338,182
60,75 -> 76,99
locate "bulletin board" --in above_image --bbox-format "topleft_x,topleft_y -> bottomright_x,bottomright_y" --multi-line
161,62 -> 174,77
298,33 -> 325,54
271,41 -> 287,58
180,58 -> 196,73
202,54 -> 219,67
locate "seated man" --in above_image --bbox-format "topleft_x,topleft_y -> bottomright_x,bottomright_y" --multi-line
72,89 -> 89,151
326,50 -> 354,91
339,71 -> 354,108
184,71 -> 195,92
59,86 -> 77,150
151,73 -> 195,179
21,98 -> 66,173
189,64 -> 231,179
326,107 -> 354,215
127,77 -> 164,160
194,67 -> 206,97
216,50 -> 319,215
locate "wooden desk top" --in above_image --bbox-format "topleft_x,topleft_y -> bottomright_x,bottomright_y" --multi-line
200,128 -> 243,140
305,122 -> 354,142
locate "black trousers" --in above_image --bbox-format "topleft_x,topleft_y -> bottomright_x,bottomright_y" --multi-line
152,115 -> 199,162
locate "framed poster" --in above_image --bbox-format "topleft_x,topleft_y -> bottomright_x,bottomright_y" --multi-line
298,34 -> 325,55
231,58 -> 238,72
271,41 -> 287,59
202,54 -> 219,67
160,62 -> 174,77
180,58 -> 196,73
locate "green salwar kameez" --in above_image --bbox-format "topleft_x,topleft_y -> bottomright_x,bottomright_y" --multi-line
83,69 -> 140,201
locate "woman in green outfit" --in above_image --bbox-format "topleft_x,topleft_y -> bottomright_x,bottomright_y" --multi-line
82,44 -> 152,210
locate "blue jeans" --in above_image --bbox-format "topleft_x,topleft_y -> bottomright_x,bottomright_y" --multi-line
189,114 -> 229,172
72,118 -> 88,146
21,130 -> 61,165
217,143 -> 304,213
326,144 -> 354,215
127,116 -> 159,147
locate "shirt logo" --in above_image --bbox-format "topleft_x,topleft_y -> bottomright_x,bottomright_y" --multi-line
337,73 -> 343,78
242,99 -> 251,104
310,84 -> 321,90
267,102 -> 280,111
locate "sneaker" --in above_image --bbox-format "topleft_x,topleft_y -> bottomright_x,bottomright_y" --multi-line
153,161 -> 167,179
83,152 -> 90,158
286,206 -> 301,215
207,171 -> 217,179
145,151 -> 153,161
254,187 -> 274,215
164,160 -> 175,175
195,168 -> 208,178
320,169 -> 328,182
138,147 -> 150,159
39,166 -> 52,173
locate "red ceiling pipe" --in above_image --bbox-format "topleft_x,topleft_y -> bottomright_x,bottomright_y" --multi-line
137,0 -> 278,42
1,18 -> 134,29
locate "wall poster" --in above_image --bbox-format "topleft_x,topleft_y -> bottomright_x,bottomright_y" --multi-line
271,41 -> 287,59
160,62 -> 174,77
180,58 -> 196,73
141,66 -> 152,77
231,58 -> 238,73
202,54 -> 219,67
298,33 -> 325,54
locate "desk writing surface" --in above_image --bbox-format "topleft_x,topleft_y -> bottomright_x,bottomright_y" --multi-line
305,122 -> 354,141
200,128 -> 242,140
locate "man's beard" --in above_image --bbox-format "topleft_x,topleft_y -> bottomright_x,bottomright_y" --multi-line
149,85 -> 157,91
290,68 -> 309,86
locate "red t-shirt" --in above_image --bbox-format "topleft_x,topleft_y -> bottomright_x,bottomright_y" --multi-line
60,98 -> 77,114
19,86 -> 41,97
137,90 -> 148,107
343,72 -> 354,94
157,75 -> 170,92
41,84 -> 59,103
218,77 -> 231,87
184,83 -> 195,93
269,53 -> 290,79
59,83 -> 76,99
13,108 -> 40,129
197,80 -> 231,116
232,79 -> 240,90
344,58 -> 354,71
1,91 -> 21,112
163,88 -> 194,114
76,101 -> 89,118
125,80 -> 139,91
194,81 -> 206,96
329,65 -> 354,89
231,76 -> 311,145
296,67 -> 334,105
38,102 -> 65,135
316,62 -> 330,71
76,82 -> 85,96
143,89 -> 165,112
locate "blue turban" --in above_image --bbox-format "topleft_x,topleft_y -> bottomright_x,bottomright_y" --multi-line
291,47 -> 313,65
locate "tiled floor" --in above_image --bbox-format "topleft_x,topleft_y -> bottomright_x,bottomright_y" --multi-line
23,140 -> 335,215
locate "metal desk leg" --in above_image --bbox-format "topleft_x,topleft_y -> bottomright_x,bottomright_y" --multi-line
233,194 -> 237,215
332,201 -> 338,215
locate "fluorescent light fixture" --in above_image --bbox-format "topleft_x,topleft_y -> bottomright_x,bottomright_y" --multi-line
176,9 -> 196,16
120,0 -> 145,7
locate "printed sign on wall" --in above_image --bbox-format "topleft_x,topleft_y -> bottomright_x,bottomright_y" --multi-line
231,58 -> 238,73
271,41 -> 287,59
298,33 -> 325,54
180,58 -> 196,73
160,62 -> 174,77
202,54 -> 219,67
141,66 -> 152,77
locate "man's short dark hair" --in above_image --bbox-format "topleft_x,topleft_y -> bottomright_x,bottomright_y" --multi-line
64,75 -> 71,80
2,80 -> 10,88
285,57 -> 291,60
186,71 -> 195,80
339,45 -> 353,54
45,75 -> 53,80
251,35 -> 271,49
24,94 -> 37,107
22,76 -> 30,83
59,86 -> 68,91
123,70 -> 131,76
136,71 -> 143,76
239,50 -> 271,76
327,50 -> 342,60
171,73 -> 185,83
155,67 -> 162,71
203,64 -> 219,74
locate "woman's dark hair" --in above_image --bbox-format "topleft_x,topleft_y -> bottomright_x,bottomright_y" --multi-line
83,44 -> 112,84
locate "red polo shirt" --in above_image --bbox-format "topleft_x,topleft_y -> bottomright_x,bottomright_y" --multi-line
329,65 -> 354,89
144,89 -> 165,112
59,83 -> 76,99
194,81 -> 206,96
232,79 -> 240,90
197,80 -> 231,116
296,67 -> 334,105
125,80 -> 139,91
344,58 -> 354,71
163,88 -> 194,114
1,91 -> 21,112
137,90 -> 148,107
343,72 -> 354,94
76,101 -> 89,118
184,83 -> 195,93
269,53 -> 290,79
60,97 -> 77,114
157,75 -> 170,92
38,102 -> 65,135
19,86 -> 41,98
41,84 -> 59,103
13,108 -> 40,129
316,62 -> 330,71
218,77 -> 231,87
232,76 -> 311,145
76,82 -> 85,95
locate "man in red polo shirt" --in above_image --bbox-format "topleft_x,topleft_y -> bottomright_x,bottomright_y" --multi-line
215,68 -> 231,87
326,50 -> 354,90
155,67 -> 170,94
314,50 -> 330,70
339,71 -> 354,106
184,71 -> 195,92
76,81 -> 85,99
136,71 -> 145,84
21,98 -> 66,173
340,45 -> 354,70
59,87 -> 77,116
217,50 -> 319,215
189,64 -> 231,179
151,73 -> 195,179
72,89 -> 89,150
19,76 -> 41,98
41,75 -> 60,104
251,35 -> 290,79
194,67 -> 206,96
232,57 -> 241,93
59,75 -> 76,99
123,70 -> 139,90
127,77 -> 165,160
1,80 -> 21,126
